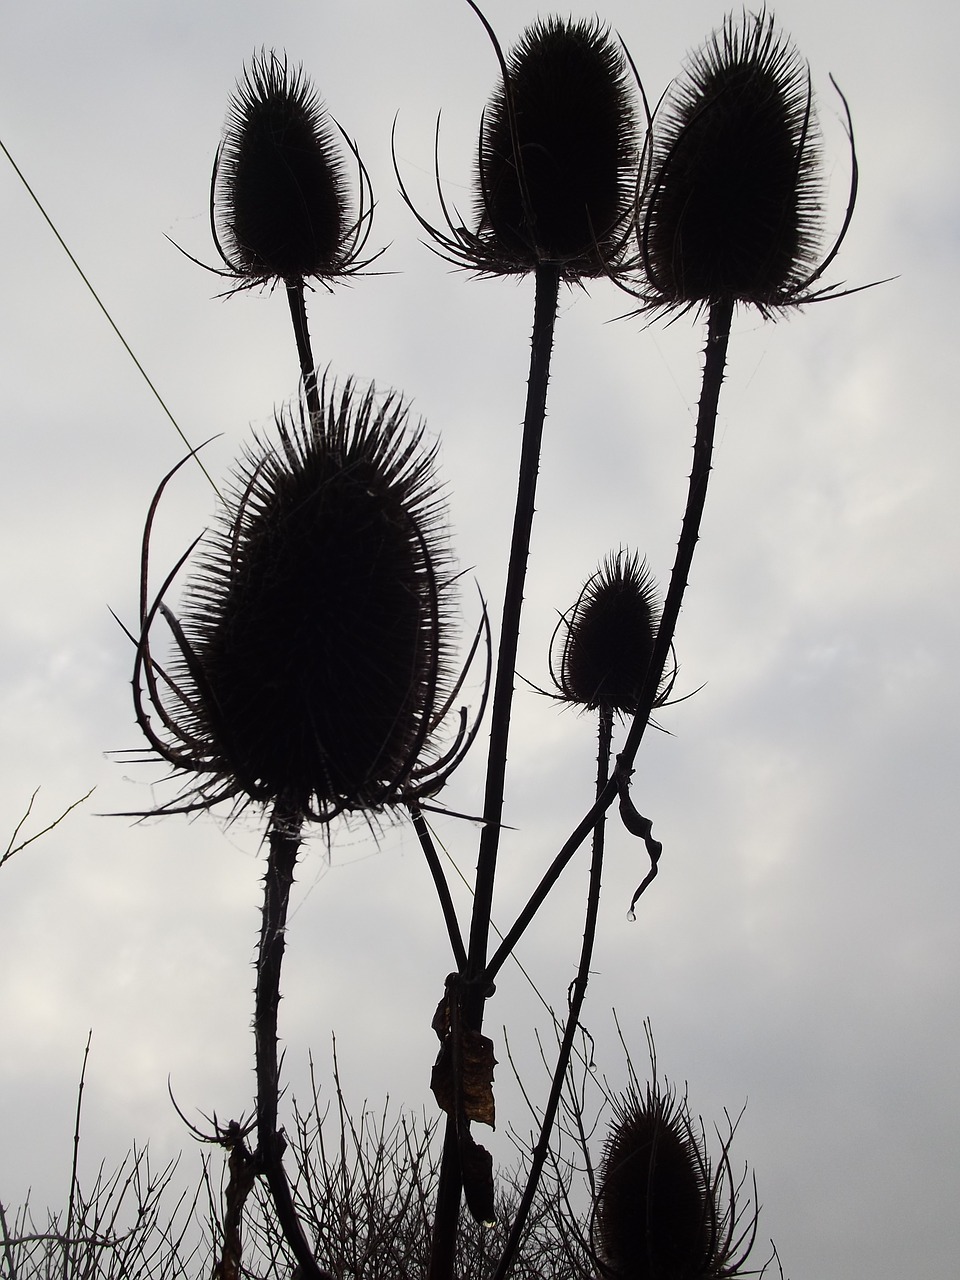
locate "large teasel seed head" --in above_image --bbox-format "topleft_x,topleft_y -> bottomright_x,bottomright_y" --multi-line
595,1079 -> 760,1279
551,551 -> 662,716
640,10 -> 824,313
138,378 -> 461,821
473,15 -> 638,278
212,50 -> 362,288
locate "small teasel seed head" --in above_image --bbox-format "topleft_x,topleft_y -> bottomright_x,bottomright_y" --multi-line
551,551 -> 661,715
213,50 -> 356,287
640,10 -> 824,313
595,1078 -> 761,1279
136,376 -> 465,822
473,15 -> 639,278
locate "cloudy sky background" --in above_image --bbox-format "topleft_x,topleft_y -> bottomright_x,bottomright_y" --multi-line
1,0 -> 957,1274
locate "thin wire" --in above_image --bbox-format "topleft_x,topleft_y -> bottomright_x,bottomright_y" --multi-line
1,133 -> 222,498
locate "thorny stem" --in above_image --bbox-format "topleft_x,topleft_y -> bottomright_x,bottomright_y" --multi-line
620,296 -> 733,767
492,706 -> 614,1280
255,798 -> 333,1280
483,295 -> 734,983
429,262 -> 561,1280
467,262 -> 561,990
286,279 -> 321,420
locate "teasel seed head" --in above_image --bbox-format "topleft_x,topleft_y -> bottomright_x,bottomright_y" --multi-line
132,376 -> 473,822
399,8 -> 639,282
211,50 -> 374,290
595,1078 -> 761,1279
551,551 -> 664,716
476,15 -> 638,276
638,10 -> 855,316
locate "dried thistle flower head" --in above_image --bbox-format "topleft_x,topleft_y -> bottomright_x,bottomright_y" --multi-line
638,10 -> 855,315
404,9 -> 639,281
596,1078 -> 760,1279
551,551 -> 663,715
476,15 -> 638,276
211,50 -> 373,289
132,377 -> 471,821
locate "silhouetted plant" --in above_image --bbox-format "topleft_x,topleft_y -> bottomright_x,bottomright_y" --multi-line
595,1079 -> 759,1280
551,551 -> 664,717
634,10 -> 857,317
0,1037 -> 207,1280
108,4 -> 868,1278
206,50 -> 379,417
128,371 -> 485,1280
132,376 -> 468,822
212,52 -> 371,292
401,8 -> 639,279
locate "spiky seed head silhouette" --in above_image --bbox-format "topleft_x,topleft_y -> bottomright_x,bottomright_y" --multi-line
211,50 -> 373,290
551,551 -> 663,716
638,10 -> 857,315
132,377 -> 470,822
402,11 -> 639,282
476,15 -> 638,276
595,1078 -> 760,1279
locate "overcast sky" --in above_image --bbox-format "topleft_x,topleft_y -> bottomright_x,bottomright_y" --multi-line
1,0 -> 958,1275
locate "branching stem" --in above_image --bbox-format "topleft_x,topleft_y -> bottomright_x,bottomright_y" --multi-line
409,802 -> 468,971
483,296 -> 734,980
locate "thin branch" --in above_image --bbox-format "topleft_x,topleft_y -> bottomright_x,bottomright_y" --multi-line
1,788 -> 94,872
63,1031 -> 93,1280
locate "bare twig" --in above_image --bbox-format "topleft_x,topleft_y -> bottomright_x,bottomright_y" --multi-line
1,787 -> 94,872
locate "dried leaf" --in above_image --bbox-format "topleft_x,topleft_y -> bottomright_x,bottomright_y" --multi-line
431,1029 -> 497,1127
461,1130 -> 496,1225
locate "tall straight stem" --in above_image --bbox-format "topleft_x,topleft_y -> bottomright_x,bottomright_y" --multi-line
466,262 -> 561,992
255,799 -> 332,1280
618,295 -> 734,770
429,263 -> 561,1280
